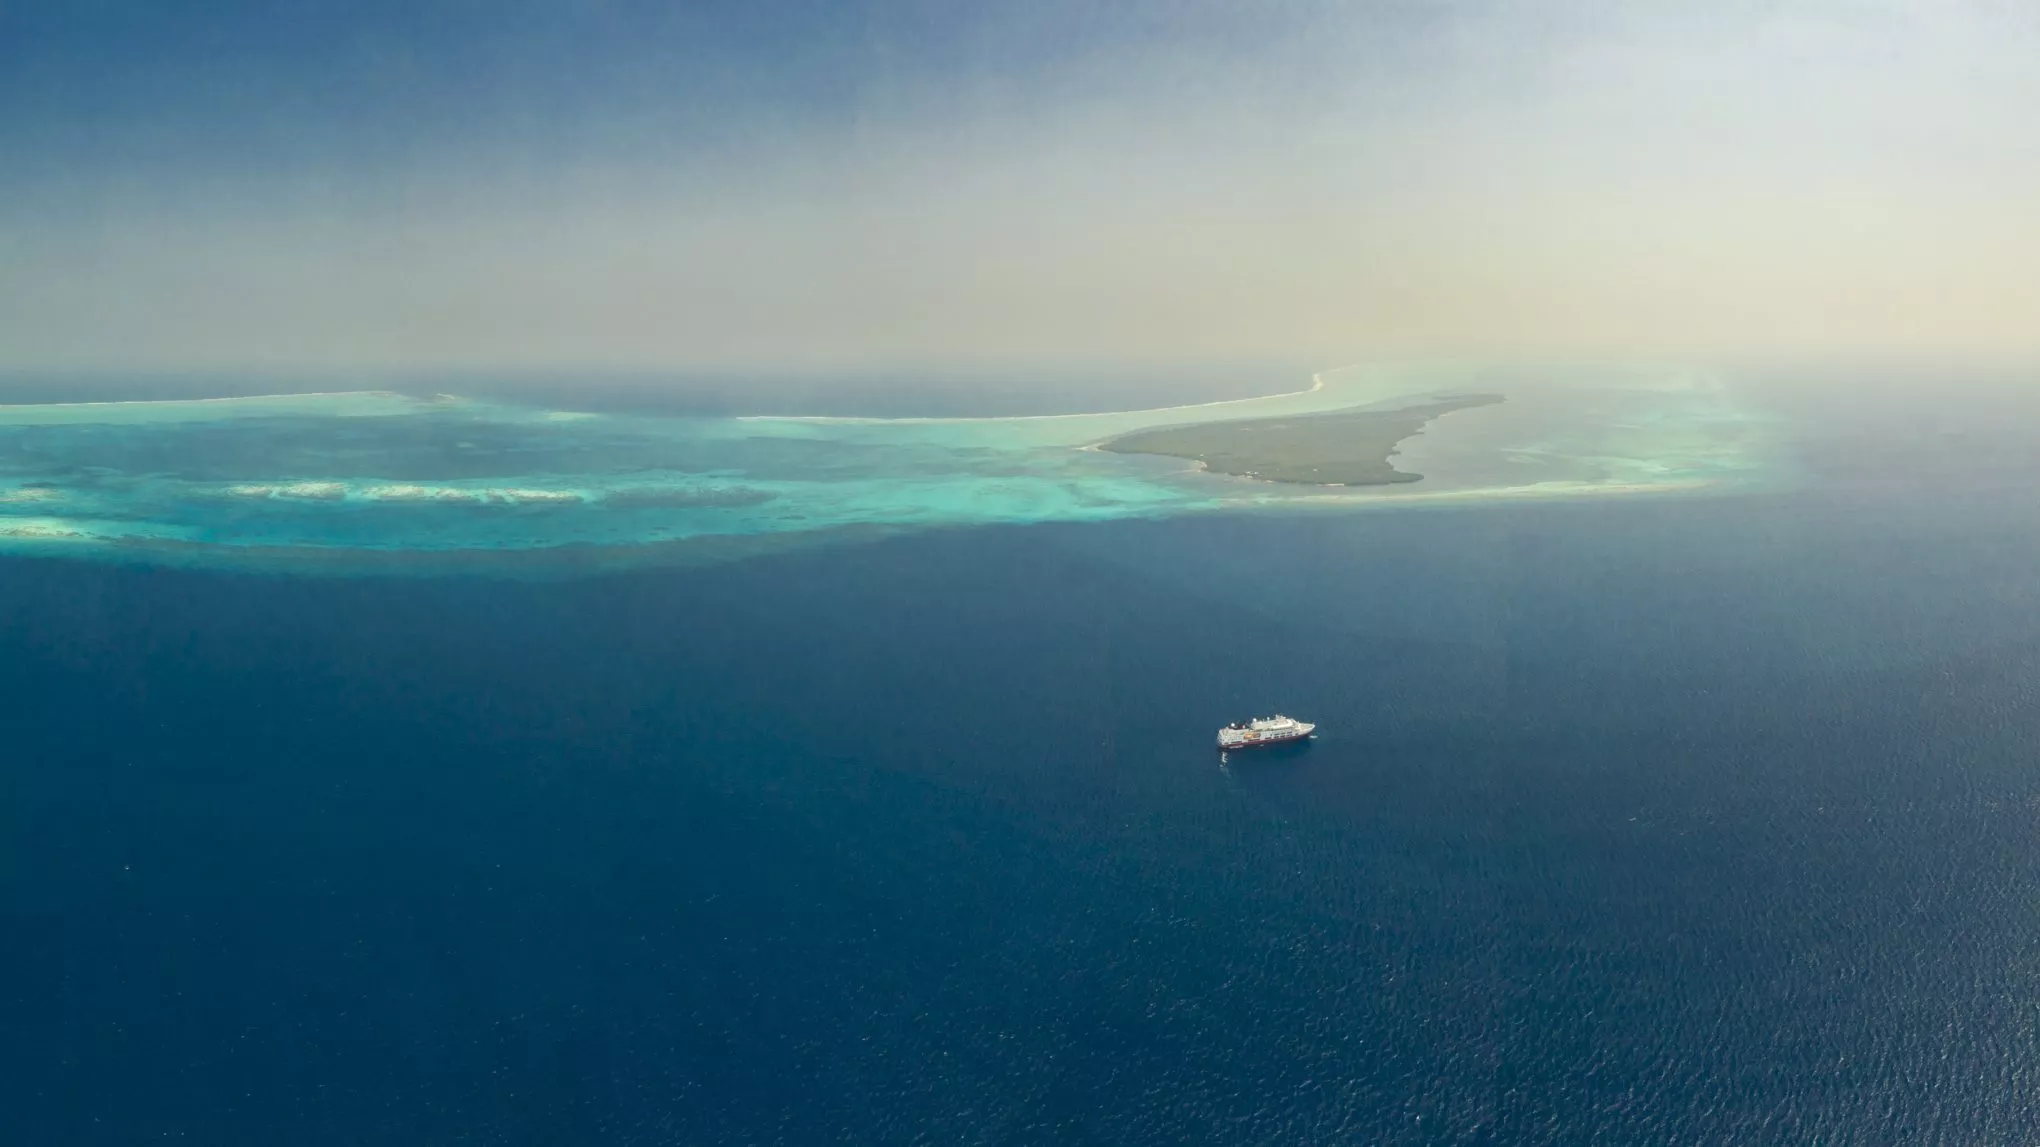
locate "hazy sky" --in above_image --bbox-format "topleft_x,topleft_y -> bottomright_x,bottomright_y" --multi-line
3,0 -> 2037,374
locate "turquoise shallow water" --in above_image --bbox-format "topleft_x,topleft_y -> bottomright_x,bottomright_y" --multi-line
0,363 -> 1775,573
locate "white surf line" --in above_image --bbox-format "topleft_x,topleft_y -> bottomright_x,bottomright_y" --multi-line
0,362 -> 1374,425
732,371 -> 1335,426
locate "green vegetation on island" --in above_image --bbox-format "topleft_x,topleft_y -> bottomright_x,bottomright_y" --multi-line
1098,393 -> 1504,485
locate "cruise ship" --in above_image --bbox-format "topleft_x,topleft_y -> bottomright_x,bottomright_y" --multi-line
1216,715 -> 1316,751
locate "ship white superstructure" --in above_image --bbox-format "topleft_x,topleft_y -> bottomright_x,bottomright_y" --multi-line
1216,715 -> 1316,750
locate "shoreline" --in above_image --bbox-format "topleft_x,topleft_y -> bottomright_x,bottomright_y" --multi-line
0,370 -> 1345,427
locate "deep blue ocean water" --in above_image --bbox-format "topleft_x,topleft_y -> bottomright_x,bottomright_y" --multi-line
7,378 -> 2040,1143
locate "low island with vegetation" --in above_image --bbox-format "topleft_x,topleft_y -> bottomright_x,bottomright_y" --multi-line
1098,393 -> 1504,486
